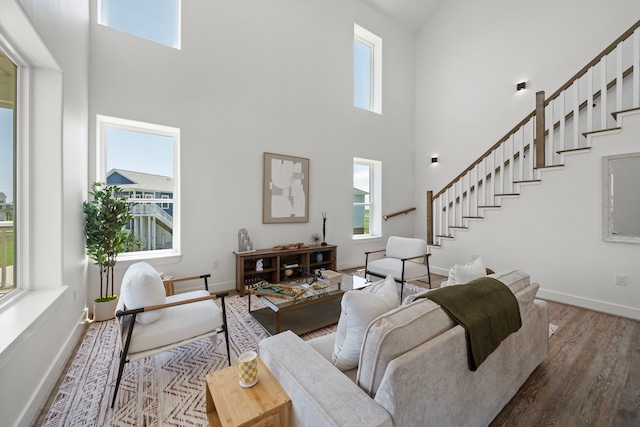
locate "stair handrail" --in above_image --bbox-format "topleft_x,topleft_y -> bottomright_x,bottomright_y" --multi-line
428,19 -> 640,245
434,18 -> 640,201
383,207 -> 416,221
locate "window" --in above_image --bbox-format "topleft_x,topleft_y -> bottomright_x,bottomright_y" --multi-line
97,0 -> 181,49
353,158 -> 381,238
0,48 -> 17,299
97,115 -> 180,258
354,24 -> 382,114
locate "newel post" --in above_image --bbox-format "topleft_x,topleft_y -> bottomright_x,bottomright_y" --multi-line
426,190 -> 433,245
535,91 -> 545,168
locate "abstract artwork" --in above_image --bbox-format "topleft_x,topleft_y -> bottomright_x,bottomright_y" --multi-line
263,152 -> 309,223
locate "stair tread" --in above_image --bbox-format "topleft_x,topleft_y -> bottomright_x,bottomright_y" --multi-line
611,107 -> 640,119
557,147 -> 590,154
495,193 -> 520,196
582,127 -> 621,137
435,234 -> 454,238
450,226 -> 468,229
534,164 -> 564,170
462,216 -> 483,219
513,179 -> 541,184
478,205 -> 500,208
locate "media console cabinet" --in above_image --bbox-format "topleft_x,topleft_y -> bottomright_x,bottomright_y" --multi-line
234,244 -> 337,296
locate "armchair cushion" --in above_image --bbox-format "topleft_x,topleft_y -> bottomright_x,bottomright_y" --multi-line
332,275 -> 399,371
367,258 -> 429,282
125,290 -> 223,355
385,236 -> 427,264
120,261 -> 166,324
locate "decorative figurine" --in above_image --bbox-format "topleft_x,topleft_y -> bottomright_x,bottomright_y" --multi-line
238,228 -> 254,252
321,211 -> 327,246
256,259 -> 263,271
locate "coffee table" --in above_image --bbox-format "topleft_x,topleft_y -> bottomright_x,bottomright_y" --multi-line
248,272 -> 368,335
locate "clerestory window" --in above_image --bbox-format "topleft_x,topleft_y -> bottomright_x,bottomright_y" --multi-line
97,0 -> 181,49
354,24 -> 382,114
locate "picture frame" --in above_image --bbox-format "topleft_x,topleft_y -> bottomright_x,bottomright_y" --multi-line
263,152 -> 309,223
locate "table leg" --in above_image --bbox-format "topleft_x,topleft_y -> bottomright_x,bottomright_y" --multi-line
248,293 -> 251,312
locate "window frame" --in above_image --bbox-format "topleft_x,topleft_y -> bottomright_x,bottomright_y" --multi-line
353,157 -> 382,240
0,42 -> 19,299
96,115 -> 181,262
354,24 -> 382,114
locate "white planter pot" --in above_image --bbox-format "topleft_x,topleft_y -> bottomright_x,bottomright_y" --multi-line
93,297 -> 118,322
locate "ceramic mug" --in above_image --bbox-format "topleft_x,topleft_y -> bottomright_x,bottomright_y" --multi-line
238,351 -> 258,387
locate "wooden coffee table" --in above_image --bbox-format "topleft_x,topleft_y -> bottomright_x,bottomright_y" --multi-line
248,273 -> 366,335
205,357 -> 291,427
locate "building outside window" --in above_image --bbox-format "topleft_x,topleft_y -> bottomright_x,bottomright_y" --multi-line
353,157 -> 382,238
97,0 -> 181,49
354,24 -> 382,114
0,49 -> 17,299
97,115 -> 180,257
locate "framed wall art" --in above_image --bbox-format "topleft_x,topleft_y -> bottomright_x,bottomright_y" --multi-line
263,152 -> 309,223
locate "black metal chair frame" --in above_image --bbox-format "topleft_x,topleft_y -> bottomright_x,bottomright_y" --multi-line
110,274 -> 230,408
364,250 -> 432,300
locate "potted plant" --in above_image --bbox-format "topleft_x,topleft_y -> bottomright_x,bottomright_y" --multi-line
83,182 -> 133,321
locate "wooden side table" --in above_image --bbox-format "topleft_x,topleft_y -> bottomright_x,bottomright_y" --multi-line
205,357 -> 291,427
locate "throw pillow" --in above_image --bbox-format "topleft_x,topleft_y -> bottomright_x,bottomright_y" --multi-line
332,275 -> 399,371
444,257 -> 487,286
120,261 -> 167,324
454,257 -> 486,284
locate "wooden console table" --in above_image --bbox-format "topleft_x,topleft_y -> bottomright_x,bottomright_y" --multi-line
205,357 -> 291,427
235,244 -> 337,295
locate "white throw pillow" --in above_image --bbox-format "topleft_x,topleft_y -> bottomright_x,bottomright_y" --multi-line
445,257 -> 487,285
332,275 -> 399,371
120,261 -> 166,324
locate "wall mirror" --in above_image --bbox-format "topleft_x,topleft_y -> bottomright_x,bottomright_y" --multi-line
603,152 -> 640,243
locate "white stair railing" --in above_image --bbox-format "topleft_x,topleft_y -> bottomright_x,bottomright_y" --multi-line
428,20 -> 640,246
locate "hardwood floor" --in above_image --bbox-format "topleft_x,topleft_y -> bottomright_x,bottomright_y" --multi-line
491,300 -> 640,426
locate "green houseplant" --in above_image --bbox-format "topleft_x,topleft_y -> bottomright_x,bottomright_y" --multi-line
83,182 -> 133,321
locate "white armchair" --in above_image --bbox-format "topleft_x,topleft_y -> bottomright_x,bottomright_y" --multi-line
364,236 -> 431,299
111,262 -> 230,408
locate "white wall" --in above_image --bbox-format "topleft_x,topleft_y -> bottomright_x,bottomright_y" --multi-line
414,0 -> 640,318
89,0 -> 416,296
0,1 -> 89,426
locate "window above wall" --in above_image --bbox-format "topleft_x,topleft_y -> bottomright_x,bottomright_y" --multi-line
354,24 -> 382,114
97,0 -> 181,49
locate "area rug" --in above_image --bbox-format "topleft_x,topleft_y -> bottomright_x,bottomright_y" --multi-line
41,286 -> 558,426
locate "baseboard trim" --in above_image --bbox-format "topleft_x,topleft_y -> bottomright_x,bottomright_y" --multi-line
537,288 -> 640,321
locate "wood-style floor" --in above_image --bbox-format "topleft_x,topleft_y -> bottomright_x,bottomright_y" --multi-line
491,299 -> 640,427
412,273 -> 640,426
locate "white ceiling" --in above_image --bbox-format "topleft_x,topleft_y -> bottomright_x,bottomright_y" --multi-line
360,0 -> 447,33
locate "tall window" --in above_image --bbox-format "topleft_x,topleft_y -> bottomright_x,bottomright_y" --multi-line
354,24 -> 382,114
97,115 -> 180,258
97,0 -> 181,49
353,158 -> 381,238
0,49 -> 17,298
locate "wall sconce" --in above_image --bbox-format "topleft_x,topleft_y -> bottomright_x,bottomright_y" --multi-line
431,156 -> 438,164
516,81 -> 526,91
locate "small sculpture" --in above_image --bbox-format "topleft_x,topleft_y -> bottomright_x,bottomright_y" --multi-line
321,211 -> 328,246
256,259 -> 263,271
238,228 -> 254,252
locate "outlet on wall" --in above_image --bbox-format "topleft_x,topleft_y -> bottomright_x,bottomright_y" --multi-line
212,259 -> 219,269
615,274 -> 627,286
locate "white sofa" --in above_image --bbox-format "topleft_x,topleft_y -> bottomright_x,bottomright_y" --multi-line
258,270 -> 549,426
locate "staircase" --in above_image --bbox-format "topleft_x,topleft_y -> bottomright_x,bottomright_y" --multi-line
427,19 -> 640,247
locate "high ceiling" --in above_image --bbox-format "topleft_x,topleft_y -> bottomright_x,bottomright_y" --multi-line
360,0 -> 447,33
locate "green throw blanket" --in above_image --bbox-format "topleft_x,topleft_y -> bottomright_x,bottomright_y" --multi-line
419,277 -> 522,371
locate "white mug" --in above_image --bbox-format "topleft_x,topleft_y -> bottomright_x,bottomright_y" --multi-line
238,351 -> 258,387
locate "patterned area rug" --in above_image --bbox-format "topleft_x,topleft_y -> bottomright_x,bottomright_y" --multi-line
41,284 -> 557,426
41,295 -> 309,426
